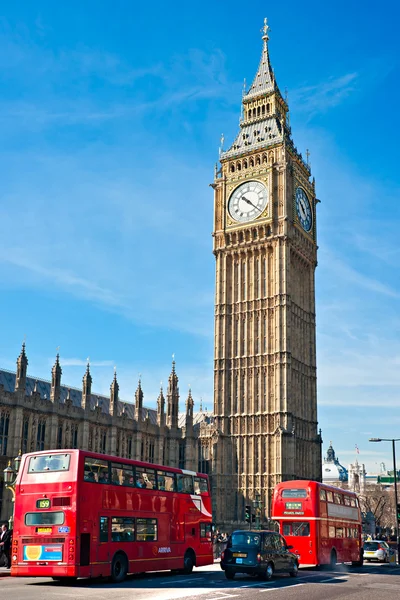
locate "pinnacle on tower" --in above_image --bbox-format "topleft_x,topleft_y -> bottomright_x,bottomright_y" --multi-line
157,382 -> 165,427
134,376 -> 143,421
82,360 -> 92,411
50,352 -> 62,403
110,367 -> 119,416
167,355 -> 179,429
15,341 -> 28,393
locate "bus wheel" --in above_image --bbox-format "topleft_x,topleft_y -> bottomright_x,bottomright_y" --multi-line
183,550 -> 195,574
329,550 -> 337,569
111,552 -> 128,583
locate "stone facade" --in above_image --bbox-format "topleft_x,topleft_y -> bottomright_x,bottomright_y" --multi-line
0,20 -> 322,528
0,345 -> 212,521
210,20 -> 322,524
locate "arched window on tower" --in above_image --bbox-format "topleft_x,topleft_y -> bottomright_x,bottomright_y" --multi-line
230,164 -> 235,173
267,103 -> 270,113
262,105 -> 265,115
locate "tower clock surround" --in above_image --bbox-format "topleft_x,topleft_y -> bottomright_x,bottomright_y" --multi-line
210,18 -> 322,526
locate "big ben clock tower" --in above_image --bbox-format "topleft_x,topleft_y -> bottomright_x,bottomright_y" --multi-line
211,19 -> 322,524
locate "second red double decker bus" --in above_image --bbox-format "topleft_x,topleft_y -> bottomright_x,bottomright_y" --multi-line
11,449 -> 213,582
272,480 -> 363,568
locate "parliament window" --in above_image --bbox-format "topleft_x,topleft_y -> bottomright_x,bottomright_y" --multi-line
0,411 -> 10,455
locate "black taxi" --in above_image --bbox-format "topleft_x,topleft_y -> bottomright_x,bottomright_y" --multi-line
220,529 -> 299,580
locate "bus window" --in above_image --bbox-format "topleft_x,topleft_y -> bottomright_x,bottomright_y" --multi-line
326,491 -> 333,502
111,517 -> 135,542
283,522 -> 309,536
343,496 -> 351,506
177,474 -> 194,494
336,527 -> 343,538
28,454 -> 70,473
84,457 -> 109,483
281,489 -> 307,498
111,462 -> 135,487
136,518 -> 157,541
200,523 -> 212,539
328,526 -> 335,538
194,477 -> 208,495
136,467 -> 156,489
334,493 -> 343,505
25,511 -> 64,525
350,497 -> 356,507
157,470 -> 176,492
100,517 -> 109,542
319,489 -> 326,501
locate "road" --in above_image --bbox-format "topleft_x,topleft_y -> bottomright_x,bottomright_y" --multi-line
1,562 -> 400,600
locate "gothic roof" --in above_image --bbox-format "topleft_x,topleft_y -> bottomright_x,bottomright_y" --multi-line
0,367 -> 212,429
0,368 -> 157,424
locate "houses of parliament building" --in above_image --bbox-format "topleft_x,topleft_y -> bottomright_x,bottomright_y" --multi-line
0,19 -> 322,526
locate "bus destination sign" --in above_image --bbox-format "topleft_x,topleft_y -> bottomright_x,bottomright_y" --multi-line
36,499 -> 51,509
285,502 -> 302,510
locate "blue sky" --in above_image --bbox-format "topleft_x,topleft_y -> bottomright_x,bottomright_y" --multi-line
0,1 -> 399,473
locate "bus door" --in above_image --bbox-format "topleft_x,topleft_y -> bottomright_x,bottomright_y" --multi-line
79,519 -> 93,573
96,516 -> 110,574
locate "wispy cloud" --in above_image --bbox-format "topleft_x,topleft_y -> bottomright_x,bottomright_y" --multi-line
291,73 -> 358,115
57,358 -> 115,368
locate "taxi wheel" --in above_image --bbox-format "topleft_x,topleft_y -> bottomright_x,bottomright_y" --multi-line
289,562 -> 299,577
261,563 -> 273,581
225,569 -> 235,580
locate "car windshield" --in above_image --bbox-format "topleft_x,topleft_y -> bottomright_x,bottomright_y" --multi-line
230,532 -> 261,548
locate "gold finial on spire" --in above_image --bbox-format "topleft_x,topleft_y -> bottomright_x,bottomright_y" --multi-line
262,17 -> 270,46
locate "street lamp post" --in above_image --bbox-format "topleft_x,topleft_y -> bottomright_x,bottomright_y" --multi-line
369,438 -> 400,562
2,451 -> 22,530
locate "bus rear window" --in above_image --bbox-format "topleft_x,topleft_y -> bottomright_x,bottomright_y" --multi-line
194,477 -> 208,495
281,489 -> 307,498
28,454 -> 70,473
25,512 -> 65,526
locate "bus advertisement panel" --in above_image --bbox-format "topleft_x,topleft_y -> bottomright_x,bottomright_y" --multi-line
11,450 -> 213,582
272,480 -> 363,568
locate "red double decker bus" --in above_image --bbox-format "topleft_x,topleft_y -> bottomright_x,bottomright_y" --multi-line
11,449 -> 213,582
272,480 -> 363,568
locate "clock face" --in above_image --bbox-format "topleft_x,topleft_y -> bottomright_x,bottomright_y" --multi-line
228,181 -> 268,223
295,187 -> 312,232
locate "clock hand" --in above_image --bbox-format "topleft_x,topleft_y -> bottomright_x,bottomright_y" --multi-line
241,196 -> 262,213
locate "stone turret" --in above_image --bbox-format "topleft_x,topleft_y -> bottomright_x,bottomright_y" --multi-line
110,369 -> 119,416
15,342 -> 28,394
82,362 -> 92,411
157,383 -> 165,427
185,387 -> 194,434
134,378 -> 143,421
50,353 -> 62,403
166,357 -> 179,429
